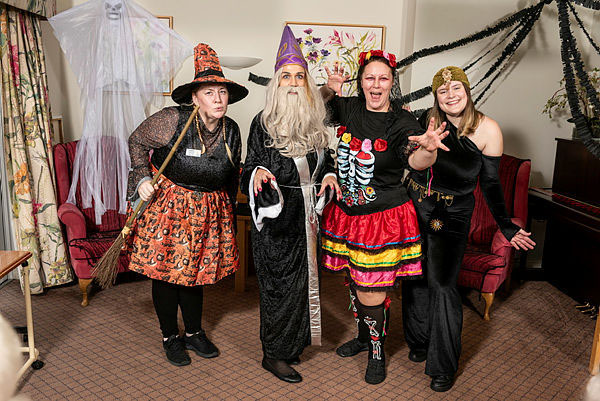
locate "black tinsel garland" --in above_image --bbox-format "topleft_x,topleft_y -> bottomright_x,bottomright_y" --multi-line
567,1 -> 600,56
474,4 -> 544,104
394,0 -> 551,69
571,0 -> 600,10
248,72 -> 271,86
464,23 -> 522,77
393,1 -> 549,105
557,0 -> 600,157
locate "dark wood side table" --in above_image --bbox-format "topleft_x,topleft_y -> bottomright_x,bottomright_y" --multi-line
0,251 -> 44,379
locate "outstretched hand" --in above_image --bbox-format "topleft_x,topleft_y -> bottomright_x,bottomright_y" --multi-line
324,62 -> 351,96
408,118 -> 451,152
510,229 -> 536,250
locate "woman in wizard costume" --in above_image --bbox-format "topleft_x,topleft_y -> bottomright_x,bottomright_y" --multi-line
241,26 -> 340,384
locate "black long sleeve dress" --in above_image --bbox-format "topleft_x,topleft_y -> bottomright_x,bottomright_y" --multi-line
402,112 -> 520,377
240,112 -> 335,360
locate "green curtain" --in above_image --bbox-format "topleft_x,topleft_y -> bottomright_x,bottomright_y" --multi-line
0,5 -> 73,293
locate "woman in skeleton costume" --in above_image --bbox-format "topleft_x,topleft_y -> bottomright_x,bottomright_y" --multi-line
402,66 -> 535,392
126,44 -> 247,367
241,26 -> 339,384
320,51 -> 449,385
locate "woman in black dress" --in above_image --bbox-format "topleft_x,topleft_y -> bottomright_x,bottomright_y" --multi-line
402,66 -> 535,392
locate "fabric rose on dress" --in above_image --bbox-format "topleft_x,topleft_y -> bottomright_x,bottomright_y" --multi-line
361,139 -> 372,152
349,137 -> 362,151
341,132 -> 352,144
337,126 -> 347,138
374,139 -> 388,152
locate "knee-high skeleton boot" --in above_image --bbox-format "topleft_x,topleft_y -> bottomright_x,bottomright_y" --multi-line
336,286 -> 370,357
361,297 -> 390,385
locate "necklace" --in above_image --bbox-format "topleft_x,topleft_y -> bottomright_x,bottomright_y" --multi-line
194,113 -> 206,154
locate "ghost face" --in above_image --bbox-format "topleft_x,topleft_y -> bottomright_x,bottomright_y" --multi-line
104,0 -> 123,20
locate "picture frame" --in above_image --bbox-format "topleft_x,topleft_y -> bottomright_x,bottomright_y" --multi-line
50,116 -> 64,144
156,15 -> 174,96
286,22 -> 386,96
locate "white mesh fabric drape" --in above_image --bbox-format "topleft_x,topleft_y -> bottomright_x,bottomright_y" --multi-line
49,0 -> 192,223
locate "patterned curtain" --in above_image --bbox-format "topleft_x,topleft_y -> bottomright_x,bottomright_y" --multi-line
0,5 -> 73,293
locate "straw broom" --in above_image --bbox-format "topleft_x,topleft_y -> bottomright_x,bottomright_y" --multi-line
93,105 -> 200,289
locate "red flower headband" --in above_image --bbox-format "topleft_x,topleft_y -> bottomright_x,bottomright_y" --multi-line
358,50 -> 397,68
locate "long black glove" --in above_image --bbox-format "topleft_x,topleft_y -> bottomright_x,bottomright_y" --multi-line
479,155 -> 521,241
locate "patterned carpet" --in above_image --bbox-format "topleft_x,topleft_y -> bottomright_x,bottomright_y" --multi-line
0,273 -> 594,400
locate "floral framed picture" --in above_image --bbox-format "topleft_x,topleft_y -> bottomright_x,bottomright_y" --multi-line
286,22 -> 386,96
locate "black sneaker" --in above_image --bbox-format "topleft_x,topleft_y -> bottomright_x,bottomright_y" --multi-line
162,335 -> 191,367
184,330 -> 219,358
336,338 -> 369,357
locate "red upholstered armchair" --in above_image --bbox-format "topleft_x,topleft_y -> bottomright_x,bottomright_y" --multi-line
53,141 -> 130,306
458,154 -> 531,320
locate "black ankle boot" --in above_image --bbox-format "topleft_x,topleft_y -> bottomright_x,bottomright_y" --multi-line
337,286 -> 370,357
361,298 -> 390,385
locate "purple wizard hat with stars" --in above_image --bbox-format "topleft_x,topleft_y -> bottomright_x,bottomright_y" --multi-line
275,25 -> 308,72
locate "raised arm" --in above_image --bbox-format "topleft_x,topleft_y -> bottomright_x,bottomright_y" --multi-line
407,117 -> 450,171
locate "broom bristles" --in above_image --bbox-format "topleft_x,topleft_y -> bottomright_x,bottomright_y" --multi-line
92,234 -> 126,289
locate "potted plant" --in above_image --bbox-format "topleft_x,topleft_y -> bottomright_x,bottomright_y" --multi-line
543,67 -> 600,139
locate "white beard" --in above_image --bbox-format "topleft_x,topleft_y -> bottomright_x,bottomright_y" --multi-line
263,85 -> 329,158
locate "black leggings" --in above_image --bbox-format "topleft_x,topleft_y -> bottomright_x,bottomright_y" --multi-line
152,279 -> 204,338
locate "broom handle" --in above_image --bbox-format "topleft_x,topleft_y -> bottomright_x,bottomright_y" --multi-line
121,104 -> 201,235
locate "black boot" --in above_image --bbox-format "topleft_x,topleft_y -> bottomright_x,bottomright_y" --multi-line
336,286 -> 369,357
361,298 -> 390,385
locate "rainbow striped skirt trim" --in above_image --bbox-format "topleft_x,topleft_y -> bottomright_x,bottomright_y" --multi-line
321,201 -> 423,291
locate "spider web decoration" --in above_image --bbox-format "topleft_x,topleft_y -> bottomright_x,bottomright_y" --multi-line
249,0 -> 600,158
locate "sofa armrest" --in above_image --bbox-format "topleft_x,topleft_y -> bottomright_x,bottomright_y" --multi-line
58,203 -> 87,239
491,217 -> 524,256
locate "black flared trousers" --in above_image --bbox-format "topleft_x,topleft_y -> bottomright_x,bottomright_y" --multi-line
152,279 -> 204,338
402,189 -> 474,377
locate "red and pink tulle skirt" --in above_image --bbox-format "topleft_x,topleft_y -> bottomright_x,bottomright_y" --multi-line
321,201 -> 423,291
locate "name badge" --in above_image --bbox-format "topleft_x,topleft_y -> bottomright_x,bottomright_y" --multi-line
186,148 -> 203,158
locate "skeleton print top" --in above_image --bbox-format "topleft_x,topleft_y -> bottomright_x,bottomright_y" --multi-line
328,96 -> 424,216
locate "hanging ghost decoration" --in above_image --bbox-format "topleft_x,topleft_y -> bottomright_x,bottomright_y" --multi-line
49,0 -> 192,223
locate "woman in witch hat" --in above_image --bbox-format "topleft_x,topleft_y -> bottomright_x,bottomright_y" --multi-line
126,43 -> 248,367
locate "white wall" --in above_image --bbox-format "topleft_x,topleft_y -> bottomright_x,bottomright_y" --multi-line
409,0 -> 599,187
42,0 -> 599,186
42,0 -> 411,155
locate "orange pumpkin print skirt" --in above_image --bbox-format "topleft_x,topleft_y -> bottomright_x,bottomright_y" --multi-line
127,174 -> 239,286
